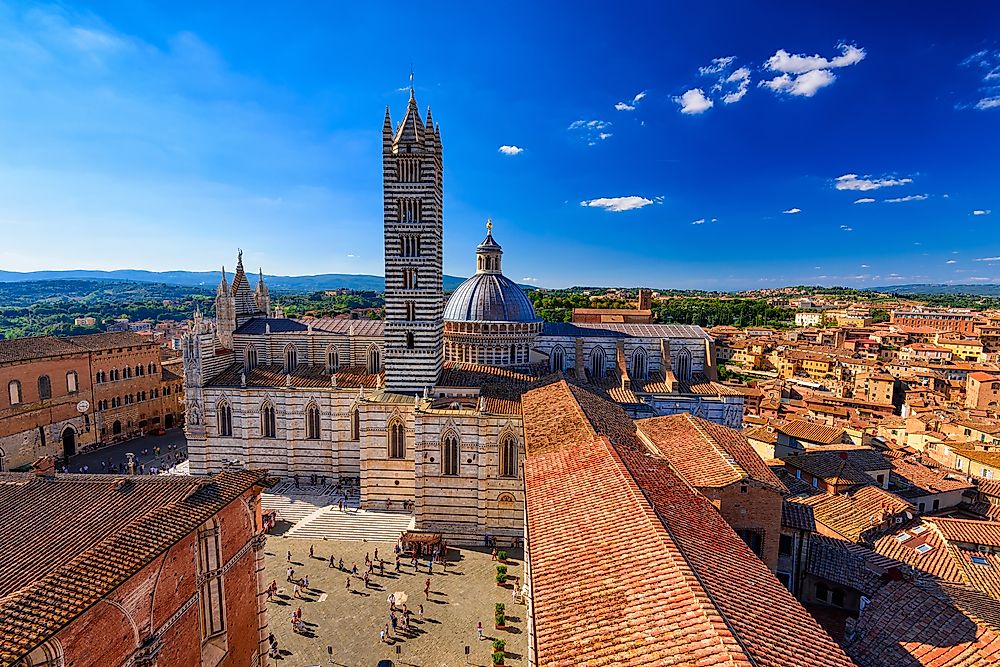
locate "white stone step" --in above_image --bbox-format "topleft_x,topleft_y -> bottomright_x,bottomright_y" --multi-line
286,507 -> 415,542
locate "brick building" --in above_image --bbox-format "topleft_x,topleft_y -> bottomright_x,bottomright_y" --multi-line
966,371 -> 1000,411
0,463 -> 272,666
0,332 -> 184,471
890,309 -> 976,334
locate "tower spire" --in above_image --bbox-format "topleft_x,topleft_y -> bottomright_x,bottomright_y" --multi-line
409,65 -> 414,98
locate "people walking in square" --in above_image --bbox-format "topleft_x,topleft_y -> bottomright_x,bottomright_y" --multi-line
395,556 -> 401,572
287,550 -> 292,562
345,576 -> 351,591
363,571 -> 370,588
477,621 -> 483,640
286,566 -> 294,582
329,554 -> 335,568
293,583 -> 301,598
424,578 -> 431,599
309,545 -> 314,559
351,563 -> 358,576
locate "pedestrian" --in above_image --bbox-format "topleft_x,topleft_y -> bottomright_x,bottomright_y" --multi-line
287,550 -> 292,563
379,559 -> 385,576
365,552 -> 370,567
363,571 -> 370,588
268,633 -> 279,659
329,554 -> 335,568
294,473 -> 300,488
293,583 -> 301,598
419,604 -> 424,618
391,612 -> 398,633
424,578 -> 431,600
346,576 -> 351,592
374,547 -> 379,561
491,547 -> 498,561
428,559 -> 433,575
350,563 -> 358,576
309,545 -> 314,559
380,627 -> 386,644
302,575 -> 309,591
395,556 -> 401,572
339,557 -> 344,571
286,566 -> 293,582
477,621 -> 484,641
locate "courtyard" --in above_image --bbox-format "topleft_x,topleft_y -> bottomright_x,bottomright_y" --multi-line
263,536 -> 527,667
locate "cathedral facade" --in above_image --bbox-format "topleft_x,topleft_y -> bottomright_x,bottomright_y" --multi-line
183,91 -> 744,544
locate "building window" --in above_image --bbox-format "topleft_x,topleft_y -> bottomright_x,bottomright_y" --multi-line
37,375 -> 52,401
500,434 -> 518,478
406,331 -> 415,349
246,347 -> 259,371
779,533 -> 794,557
367,345 -> 381,374
589,347 -> 606,380
405,301 -> 416,321
630,347 -> 648,380
326,346 -> 339,373
306,404 -> 321,440
737,528 -> 764,558
123,366 -> 131,379
261,403 -> 276,438
197,519 -> 227,640
388,419 -> 405,458
403,268 -> 418,289
8,380 -> 22,406
136,365 -> 143,377
551,345 -> 565,372
442,432 -> 460,476
218,401 -> 232,437
676,348 -> 692,381
350,408 -> 360,441
148,363 -> 157,374
284,345 -> 298,373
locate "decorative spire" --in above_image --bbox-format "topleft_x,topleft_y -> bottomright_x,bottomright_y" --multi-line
487,217 -> 492,234
409,65 -> 414,98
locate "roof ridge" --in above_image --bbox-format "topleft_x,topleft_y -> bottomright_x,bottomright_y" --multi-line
686,413 -> 746,481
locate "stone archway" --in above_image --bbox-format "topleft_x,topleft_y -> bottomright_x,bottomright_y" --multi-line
112,420 -> 122,436
61,426 -> 76,459
165,413 -> 174,428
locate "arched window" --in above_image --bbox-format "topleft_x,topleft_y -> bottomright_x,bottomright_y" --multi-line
326,346 -> 339,373
442,431 -> 460,476
148,362 -> 157,374
21,639 -> 64,667
245,347 -> 259,371
551,345 -> 565,372
631,347 -> 647,380
197,519 -> 227,640
350,408 -> 360,440
676,348 -> 692,381
589,347 -> 606,380
123,366 -> 131,379
136,365 -> 143,377
305,404 -> 321,439
217,401 -> 232,437
387,419 -> 405,458
500,433 -> 519,478
8,380 -> 22,406
37,375 -> 52,401
65,371 -> 79,393
367,345 -> 381,374
284,344 -> 298,373
406,332 -> 415,349
261,402 -> 276,438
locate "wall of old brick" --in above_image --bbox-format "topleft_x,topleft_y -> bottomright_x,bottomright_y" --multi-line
704,482 -> 783,572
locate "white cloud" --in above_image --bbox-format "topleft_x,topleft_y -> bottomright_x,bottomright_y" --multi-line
691,218 -> 705,225
760,69 -> 836,97
835,174 -> 913,191
977,97 -> 1000,110
946,260 -> 957,264
615,90 -> 647,111
346,253 -> 356,258
976,257 -> 1000,262
765,43 -> 866,74
675,88 -> 713,114
861,264 -> 870,268
760,43 -> 865,98
723,67 -> 751,104
568,119 -> 612,145
783,207 -> 801,214
632,91 -> 646,103
973,209 -> 992,216
840,225 -> 853,231
885,194 -> 928,203
498,145 -> 523,156
521,277 -> 537,283
699,56 -> 736,75
854,197 -> 876,204
579,196 -> 654,212
961,50 -> 1000,111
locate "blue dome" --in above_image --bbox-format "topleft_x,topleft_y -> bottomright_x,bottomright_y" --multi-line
444,273 -> 541,323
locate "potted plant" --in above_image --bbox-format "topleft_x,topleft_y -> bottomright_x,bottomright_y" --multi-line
492,639 -> 506,666
497,549 -> 508,563
496,564 -> 508,587
495,603 -> 506,629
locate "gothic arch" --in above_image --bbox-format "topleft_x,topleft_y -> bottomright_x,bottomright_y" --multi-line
325,344 -> 340,373
216,399 -> 233,437
676,347 -> 692,382
305,401 -> 321,440
260,400 -> 276,438
631,346 -> 648,380
441,429 -> 460,476
387,416 -> 405,459
550,344 -> 566,372
367,344 -> 381,374
245,346 -> 259,371
499,431 -> 519,478
349,404 -> 361,441
22,637 -> 66,666
283,343 -> 298,372
589,346 -> 606,380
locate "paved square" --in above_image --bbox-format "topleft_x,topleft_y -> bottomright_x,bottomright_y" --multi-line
263,536 -> 527,667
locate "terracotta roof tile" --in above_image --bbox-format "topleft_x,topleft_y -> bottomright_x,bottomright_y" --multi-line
795,486 -> 914,543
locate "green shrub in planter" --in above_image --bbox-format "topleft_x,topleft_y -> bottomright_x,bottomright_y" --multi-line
491,653 -> 504,666
497,550 -> 507,561
495,603 -> 505,615
493,639 -> 506,653
495,611 -> 505,627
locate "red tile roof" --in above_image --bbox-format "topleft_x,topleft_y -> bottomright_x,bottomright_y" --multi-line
636,414 -> 786,492
932,517 -> 1000,549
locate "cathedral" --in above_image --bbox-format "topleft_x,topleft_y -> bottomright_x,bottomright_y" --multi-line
182,90 -> 744,543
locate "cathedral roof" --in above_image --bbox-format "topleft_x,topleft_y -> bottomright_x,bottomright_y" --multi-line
443,272 -> 541,323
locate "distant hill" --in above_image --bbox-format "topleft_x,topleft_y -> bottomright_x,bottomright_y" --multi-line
870,283 -> 1000,297
0,269 -> 469,293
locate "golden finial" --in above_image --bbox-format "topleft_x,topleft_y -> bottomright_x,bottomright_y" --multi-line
486,217 -> 492,233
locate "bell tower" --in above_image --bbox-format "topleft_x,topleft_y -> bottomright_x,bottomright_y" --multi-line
382,87 -> 444,393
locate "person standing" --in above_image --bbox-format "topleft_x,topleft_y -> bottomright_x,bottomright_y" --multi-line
424,578 -> 431,600
477,621 -> 484,641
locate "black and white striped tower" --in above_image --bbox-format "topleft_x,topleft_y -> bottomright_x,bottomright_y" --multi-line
382,86 -> 444,393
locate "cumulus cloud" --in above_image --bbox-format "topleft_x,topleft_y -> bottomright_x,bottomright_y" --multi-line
579,196 -> 654,212
723,67 -> 751,104
699,56 -> 736,75
854,197 -> 876,204
840,225 -> 853,231
783,207 -> 801,214
973,209 -> 992,216
885,194 -> 928,203
760,43 -> 865,98
498,145 -> 523,156
615,90 -> 646,111
675,88 -> 713,114
835,174 -> 913,191
691,218 -> 705,225
568,119 -> 612,145
961,50 -> 1000,111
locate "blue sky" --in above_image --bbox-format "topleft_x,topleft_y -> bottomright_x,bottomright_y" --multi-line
0,1 -> 998,290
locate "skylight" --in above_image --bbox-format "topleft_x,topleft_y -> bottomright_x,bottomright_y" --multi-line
895,532 -> 911,543
971,555 -> 989,566
911,525 -> 927,535
914,544 -> 933,554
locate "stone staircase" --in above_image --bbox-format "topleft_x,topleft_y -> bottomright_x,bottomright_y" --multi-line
261,493 -> 332,526
286,507 -> 415,543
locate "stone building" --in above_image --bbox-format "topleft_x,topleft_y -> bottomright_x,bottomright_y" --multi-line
183,92 -> 743,544
0,463 -> 272,666
1,332 -> 184,471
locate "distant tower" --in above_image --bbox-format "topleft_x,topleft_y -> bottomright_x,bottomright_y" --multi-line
255,268 -> 271,316
231,250 -> 260,325
215,266 -> 236,349
382,86 -> 444,393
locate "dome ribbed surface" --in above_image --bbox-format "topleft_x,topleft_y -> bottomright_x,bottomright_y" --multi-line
444,273 -> 540,323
